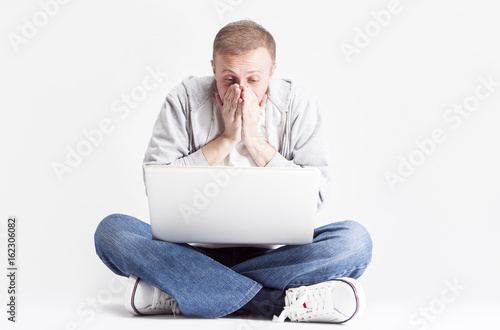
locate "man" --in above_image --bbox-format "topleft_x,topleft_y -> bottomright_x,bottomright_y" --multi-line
94,20 -> 372,323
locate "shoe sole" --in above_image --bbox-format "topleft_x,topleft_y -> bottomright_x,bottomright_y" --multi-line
334,277 -> 366,323
124,274 -> 143,316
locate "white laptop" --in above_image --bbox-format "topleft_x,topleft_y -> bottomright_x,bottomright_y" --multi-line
145,165 -> 320,245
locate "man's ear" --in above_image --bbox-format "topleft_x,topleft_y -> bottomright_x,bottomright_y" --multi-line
270,62 -> 277,79
211,60 -> 216,75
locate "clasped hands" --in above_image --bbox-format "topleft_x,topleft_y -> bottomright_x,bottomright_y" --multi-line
216,83 -> 268,147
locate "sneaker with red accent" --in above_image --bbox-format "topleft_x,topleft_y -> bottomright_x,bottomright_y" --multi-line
124,274 -> 181,316
272,277 -> 365,323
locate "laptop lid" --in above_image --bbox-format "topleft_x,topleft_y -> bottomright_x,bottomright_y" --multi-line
145,165 -> 320,245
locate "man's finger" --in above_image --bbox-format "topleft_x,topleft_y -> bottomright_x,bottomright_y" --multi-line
259,93 -> 268,109
240,89 -> 246,103
242,86 -> 258,103
231,87 -> 241,111
235,98 -> 243,119
225,84 -> 235,104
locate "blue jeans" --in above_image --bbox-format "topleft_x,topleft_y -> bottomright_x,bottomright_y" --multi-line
94,213 -> 372,318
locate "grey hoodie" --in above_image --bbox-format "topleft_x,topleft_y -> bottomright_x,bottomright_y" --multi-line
143,76 -> 331,209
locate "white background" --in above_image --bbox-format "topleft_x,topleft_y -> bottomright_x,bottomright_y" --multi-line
1,0 -> 499,329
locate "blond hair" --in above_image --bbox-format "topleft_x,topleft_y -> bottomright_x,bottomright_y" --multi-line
213,20 -> 276,63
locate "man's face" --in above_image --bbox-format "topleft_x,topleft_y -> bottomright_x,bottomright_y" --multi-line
211,47 -> 276,104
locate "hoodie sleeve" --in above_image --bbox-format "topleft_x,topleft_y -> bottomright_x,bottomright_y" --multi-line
142,82 -> 209,191
265,85 -> 331,210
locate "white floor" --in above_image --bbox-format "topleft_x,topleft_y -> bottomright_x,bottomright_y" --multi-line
2,294 -> 497,330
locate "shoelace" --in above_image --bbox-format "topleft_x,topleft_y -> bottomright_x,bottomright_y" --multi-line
151,288 -> 181,315
272,285 -> 341,323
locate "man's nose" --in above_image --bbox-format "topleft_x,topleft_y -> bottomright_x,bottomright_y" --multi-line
233,78 -> 245,89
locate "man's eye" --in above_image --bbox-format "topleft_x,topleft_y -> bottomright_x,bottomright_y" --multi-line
224,78 -> 234,82
249,80 -> 259,83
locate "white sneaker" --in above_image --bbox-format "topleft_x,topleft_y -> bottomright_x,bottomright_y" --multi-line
124,274 -> 181,316
273,277 -> 365,323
